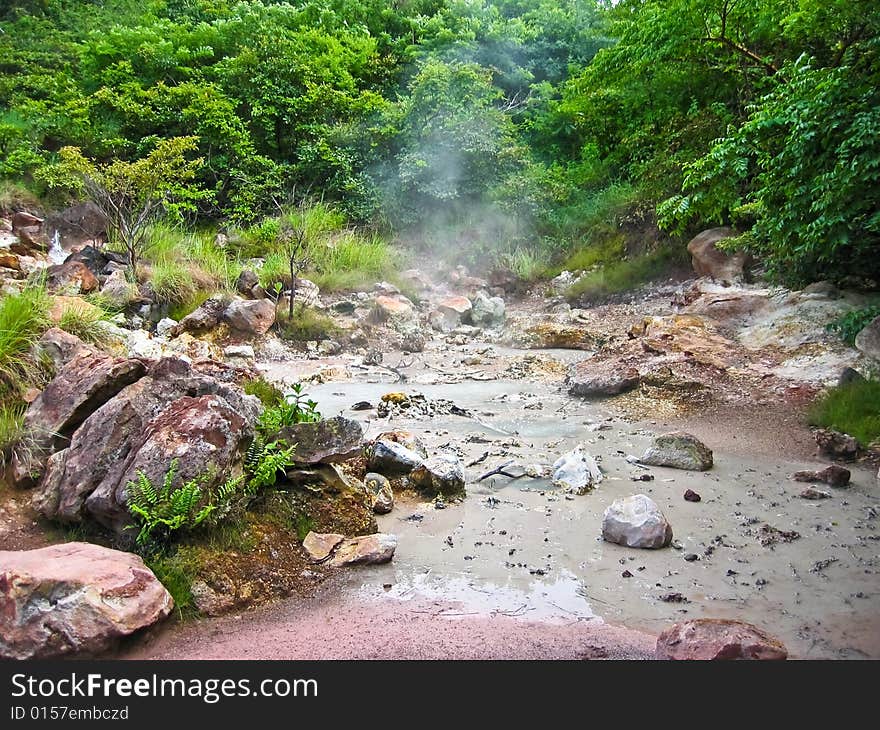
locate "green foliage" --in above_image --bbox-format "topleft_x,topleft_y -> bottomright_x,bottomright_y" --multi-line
0,402 -> 30,472
827,306 -> 880,346
0,284 -> 49,399
566,245 -> 686,301
809,379 -> 880,448
294,513 -> 316,542
242,376 -> 285,407
244,436 -> 294,491
256,383 -> 322,435
277,304 -> 340,343
126,458 -> 245,547
144,553 -> 196,619
57,300 -> 115,347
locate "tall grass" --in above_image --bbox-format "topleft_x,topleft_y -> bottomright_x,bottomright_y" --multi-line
566,245 -> 686,301
57,300 -> 115,347
809,379 -> 880,447
0,285 -> 49,397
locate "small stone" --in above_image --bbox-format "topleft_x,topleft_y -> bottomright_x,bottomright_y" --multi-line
602,494 -> 673,549
641,432 -> 713,471
328,533 -> 397,568
656,618 -> 788,660
800,487 -> 832,500
684,489 -> 702,502
684,553 -> 699,562
792,464 -> 850,488
302,532 -> 345,562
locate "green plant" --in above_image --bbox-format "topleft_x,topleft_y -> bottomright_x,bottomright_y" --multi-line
242,377 -> 285,407
276,305 -> 339,343
566,245 -> 686,300
0,284 -> 49,398
256,383 -> 321,435
245,437 -> 295,490
827,306 -> 880,346
126,459 -> 244,547
809,379 -> 880,448
144,553 -> 196,620
294,513 -> 316,541
57,301 -> 115,347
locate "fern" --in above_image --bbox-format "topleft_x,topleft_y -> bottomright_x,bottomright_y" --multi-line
245,440 -> 294,491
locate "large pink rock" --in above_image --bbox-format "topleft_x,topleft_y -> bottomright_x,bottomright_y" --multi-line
223,298 -> 276,336
0,542 -> 172,658
686,227 -> 749,284
656,619 -> 788,660
46,260 -> 100,294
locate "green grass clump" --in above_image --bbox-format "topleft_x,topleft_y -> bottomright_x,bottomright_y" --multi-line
0,285 -> 49,397
557,235 -> 626,274
57,301 -> 114,346
144,553 -> 197,620
566,245 -> 686,301
0,401 -> 29,471
277,304 -> 339,342
809,379 -> 880,448
243,376 -> 285,407
497,246 -> 553,282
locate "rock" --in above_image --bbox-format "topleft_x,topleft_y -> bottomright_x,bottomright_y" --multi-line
32,358 -> 259,531
469,291 -> 505,328
99,269 -> 137,308
44,203 -> 108,249
0,542 -> 172,659
855,315 -> 880,362
408,454 -> 466,497
792,464 -> 851,488
800,487 -> 831,500
11,211 -> 43,230
235,269 -> 264,299
279,416 -> 364,465
567,362 -> 640,397
155,317 -> 178,337
83,394 -> 251,533
635,314 -> 737,369
838,367 -> 865,387
365,432 -> 427,475
802,280 -> 839,299
331,300 -> 357,314
551,446 -> 603,495
172,296 -> 227,336
365,473 -> 394,514
371,294 -> 420,335
64,245 -> 125,278
34,327 -> 91,370
641,432 -> 713,471
14,350 -> 146,483
0,251 -> 21,270
430,296 -> 473,332
224,298 -> 276,336
683,489 -> 702,503
602,494 -> 673,549
224,344 -> 255,359
517,321 -> 598,350
45,260 -> 99,294
327,533 -> 397,568
655,618 -> 788,660
190,580 -> 236,617
814,429 -> 859,461
686,227 -> 749,284
302,531 -> 345,562
399,331 -> 426,353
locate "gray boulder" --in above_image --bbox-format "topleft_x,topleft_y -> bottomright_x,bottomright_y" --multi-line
409,453 -> 466,498
686,227 -> 749,284
469,291 -> 505,328
855,315 -> 880,362
280,416 -> 364,465
602,494 -> 673,549
224,298 -> 276,336
552,446 -> 603,495
640,432 -> 713,471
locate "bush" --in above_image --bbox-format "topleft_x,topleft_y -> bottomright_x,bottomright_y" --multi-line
256,383 -> 321,436
809,379 -> 880,447
827,305 -> 880,346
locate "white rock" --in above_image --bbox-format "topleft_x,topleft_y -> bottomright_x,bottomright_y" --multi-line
552,446 -> 603,494
224,344 -> 255,359
602,494 -> 673,549
155,317 -> 178,337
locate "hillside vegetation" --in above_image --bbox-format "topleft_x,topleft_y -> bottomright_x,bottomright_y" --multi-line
1,0 -> 877,284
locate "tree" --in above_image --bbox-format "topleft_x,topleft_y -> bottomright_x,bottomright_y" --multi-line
48,137 -> 208,274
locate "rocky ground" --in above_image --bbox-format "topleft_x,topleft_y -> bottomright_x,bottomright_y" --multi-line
2,212 -> 879,660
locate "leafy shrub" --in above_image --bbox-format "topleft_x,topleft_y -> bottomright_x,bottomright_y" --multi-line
827,305 -> 880,346
809,379 -> 880,447
256,383 -> 321,435
144,554 -> 196,619
126,459 -> 245,547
